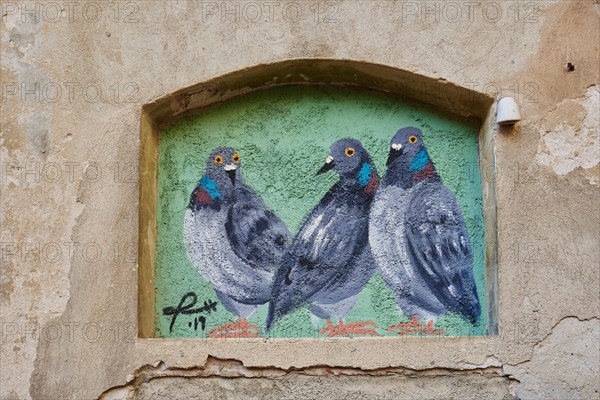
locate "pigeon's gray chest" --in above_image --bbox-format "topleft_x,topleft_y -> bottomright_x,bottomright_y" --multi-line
184,207 -> 229,278
369,184 -> 420,287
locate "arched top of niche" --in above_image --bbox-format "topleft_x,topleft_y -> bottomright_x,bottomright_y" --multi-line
142,59 -> 494,127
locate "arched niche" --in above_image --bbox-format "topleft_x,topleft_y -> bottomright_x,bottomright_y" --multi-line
138,59 -> 498,338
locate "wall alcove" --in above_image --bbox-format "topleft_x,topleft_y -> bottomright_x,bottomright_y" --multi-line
138,59 -> 498,339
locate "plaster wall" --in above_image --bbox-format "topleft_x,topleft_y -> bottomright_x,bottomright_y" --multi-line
1,1 -> 599,399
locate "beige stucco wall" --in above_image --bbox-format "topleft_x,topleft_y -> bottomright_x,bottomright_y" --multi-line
1,1 -> 598,399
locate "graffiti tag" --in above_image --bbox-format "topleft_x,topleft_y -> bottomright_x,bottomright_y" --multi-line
162,292 -> 218,334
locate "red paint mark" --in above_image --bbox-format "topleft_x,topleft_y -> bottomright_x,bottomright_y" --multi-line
365,172 -> 380,195
208,319 -> 261,339
320,319 -> 380,337
387,316 -> 446,335
196,189 -> 213,205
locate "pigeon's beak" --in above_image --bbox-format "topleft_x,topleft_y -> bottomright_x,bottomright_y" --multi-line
317,155 -> 335,175
386,143 -> 403,167
224,164 -> 237,185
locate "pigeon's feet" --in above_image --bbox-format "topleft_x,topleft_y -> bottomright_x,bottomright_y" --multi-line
208,319 -> 262,339
387,316 -> 446,335
319,319 -> 380,337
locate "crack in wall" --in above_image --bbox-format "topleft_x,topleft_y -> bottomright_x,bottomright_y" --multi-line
98,355 -> 516,400
100,316 -> 600,399
501,316 -> 600,400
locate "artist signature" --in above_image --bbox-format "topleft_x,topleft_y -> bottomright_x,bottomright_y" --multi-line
162,292 -> 218,334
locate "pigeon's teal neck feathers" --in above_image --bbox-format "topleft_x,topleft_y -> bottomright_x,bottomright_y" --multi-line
357,163 -> 373,187
355,162 -> 379,195
201,175 -> 223,201
409,149 -> 429,172
188,175 -> 224,211
384,148 -> 439,189
409,148 -> 439,187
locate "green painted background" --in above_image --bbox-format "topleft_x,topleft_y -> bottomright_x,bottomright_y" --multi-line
156,86 -> 487,338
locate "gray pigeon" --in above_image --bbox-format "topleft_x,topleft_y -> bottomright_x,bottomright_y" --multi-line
369,127 -> 481,333
183,147 -> 291,337
266,139 -> 380,336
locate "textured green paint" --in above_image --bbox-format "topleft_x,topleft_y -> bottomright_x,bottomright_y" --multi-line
155,86 -> 487,338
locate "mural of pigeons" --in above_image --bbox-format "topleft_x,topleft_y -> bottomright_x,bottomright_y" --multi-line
267,139 -> 380,337
369,127 -> 481,334
183,146 -> 291,338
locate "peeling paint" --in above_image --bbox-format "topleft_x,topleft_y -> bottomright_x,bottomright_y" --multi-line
503,317 -> 600,400
99,356 -> 517,400
536,86 -> 600,182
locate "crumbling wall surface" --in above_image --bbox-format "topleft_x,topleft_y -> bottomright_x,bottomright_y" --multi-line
100,358 -> 518,400
1,1 -> 598,399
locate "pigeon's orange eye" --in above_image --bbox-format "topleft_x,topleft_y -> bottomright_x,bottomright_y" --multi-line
345,147 -> 355,157
409,136 -> 418,144
232,153 -> 240,163
214,155 -> 223,165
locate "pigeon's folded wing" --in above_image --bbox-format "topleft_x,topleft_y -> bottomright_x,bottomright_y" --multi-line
404,183 -> 480,323
280,188 -> 369,302
225,188 -> 291,273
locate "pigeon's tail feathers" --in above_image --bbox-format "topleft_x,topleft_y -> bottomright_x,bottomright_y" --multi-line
265,293 -> 292,333
265,300 -> 278,333
463,293 -> 481,324
451,268 -> 481,325
457,290 -> 481,325
265,260 -> 300,333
